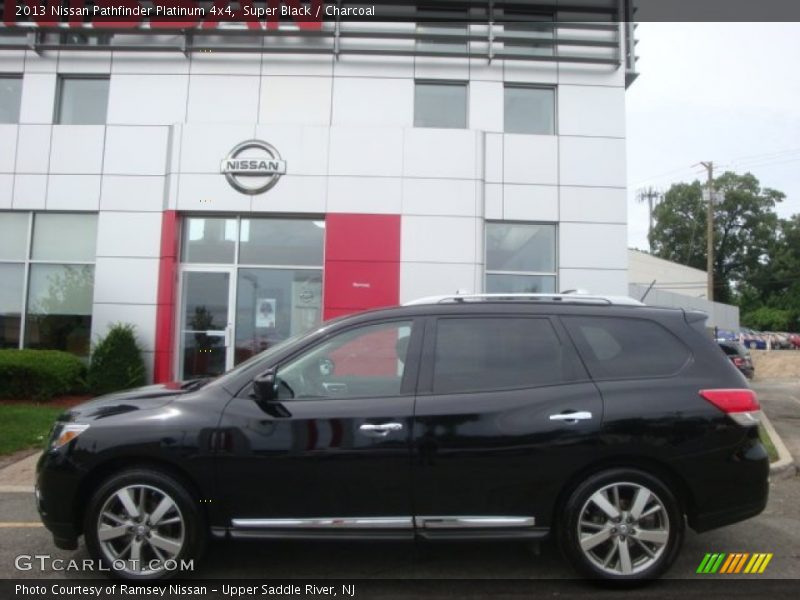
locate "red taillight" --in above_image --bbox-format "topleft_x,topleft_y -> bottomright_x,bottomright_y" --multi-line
699,389 -> 760,414
732,357 -> 744,366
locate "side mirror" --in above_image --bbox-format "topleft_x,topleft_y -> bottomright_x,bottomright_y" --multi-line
253,369 -> 277,403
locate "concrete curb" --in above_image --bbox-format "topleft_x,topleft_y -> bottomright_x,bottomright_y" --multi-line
0,485 -> 34,493
761,411 -> 797,478
0,451 -> 39,493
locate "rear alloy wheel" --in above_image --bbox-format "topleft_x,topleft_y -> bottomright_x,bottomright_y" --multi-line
85,469 -> 205,579
559,469 -> 684,581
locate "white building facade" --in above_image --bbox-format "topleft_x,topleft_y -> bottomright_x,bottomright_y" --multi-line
0,1 -> 637,382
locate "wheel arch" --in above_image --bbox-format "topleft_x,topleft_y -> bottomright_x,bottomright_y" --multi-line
74,456 -> 208,535
552,455 -> 695,532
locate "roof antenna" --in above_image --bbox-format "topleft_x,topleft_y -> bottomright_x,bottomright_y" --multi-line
640,279 -> 656,302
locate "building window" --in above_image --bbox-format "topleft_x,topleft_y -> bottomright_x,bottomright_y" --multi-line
179,216 -> 325,378
500,11 -> 555,58
0,76 -> 22,124
60,32 -> 113,46
504,85 -> 555,135
416,6 -> 468,54
0,212 -> 97,356
414,81 -> 468,129
485,222 -> 557,293
55,76 -> 110,125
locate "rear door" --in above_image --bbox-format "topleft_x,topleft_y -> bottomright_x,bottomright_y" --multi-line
411,314 -> 602,535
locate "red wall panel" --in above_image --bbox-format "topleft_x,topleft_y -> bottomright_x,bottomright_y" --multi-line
323,214 -> 401,320
153,211 -> 180,383
325,213 -> 401,262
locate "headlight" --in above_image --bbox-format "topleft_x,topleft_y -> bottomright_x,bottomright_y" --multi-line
51,424 -> 90,449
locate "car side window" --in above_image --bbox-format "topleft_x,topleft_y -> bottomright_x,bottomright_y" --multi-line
275,321 -> 413,400
563,316 -> 691,379
431,317 -> 567,394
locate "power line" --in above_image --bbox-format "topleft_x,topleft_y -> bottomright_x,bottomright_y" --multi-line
632,148 -> 800,188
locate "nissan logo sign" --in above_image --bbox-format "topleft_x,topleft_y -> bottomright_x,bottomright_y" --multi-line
220,140 -> 287,195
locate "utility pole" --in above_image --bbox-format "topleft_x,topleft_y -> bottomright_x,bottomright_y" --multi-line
637,187 -> 661,252
699,161 -> 714,301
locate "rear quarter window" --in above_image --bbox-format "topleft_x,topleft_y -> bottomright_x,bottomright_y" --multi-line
563,316 -> 691,380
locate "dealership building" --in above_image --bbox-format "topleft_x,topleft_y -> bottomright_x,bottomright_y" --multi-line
0,1 -> 638,382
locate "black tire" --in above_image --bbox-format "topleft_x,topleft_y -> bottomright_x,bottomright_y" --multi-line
84,468 -> 206,580
558,468 -> 684,582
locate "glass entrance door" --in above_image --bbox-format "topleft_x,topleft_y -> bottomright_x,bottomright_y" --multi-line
179,269 -> 234,380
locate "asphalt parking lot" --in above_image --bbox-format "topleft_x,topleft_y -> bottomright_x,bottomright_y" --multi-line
0,381 -> 798,583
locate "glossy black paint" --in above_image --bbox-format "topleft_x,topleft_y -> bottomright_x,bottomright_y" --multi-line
36,302 -> 769,551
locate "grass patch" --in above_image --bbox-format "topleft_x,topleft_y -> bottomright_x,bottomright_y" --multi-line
759,424 -> 779,463
0,404 -> 64,456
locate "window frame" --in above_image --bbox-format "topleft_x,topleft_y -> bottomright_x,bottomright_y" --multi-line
484,221 -> 559,294
503,84 -> 557,135
561,315 -> 694,382
237,317 -> 424,402
498,9 -> 556,58
0,73 -> 23,124
0,211 -> 97,353
54,74 -> 110,125
413,79 -> 469,129
416,314 -> 586,396
415,5 -> 469,54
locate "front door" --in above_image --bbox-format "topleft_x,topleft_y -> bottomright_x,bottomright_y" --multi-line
216,318 -> 421,533
179,269 -> 234,380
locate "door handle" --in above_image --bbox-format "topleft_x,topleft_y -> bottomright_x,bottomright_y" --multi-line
549,411 -> 593,423
359,423 -> 403,437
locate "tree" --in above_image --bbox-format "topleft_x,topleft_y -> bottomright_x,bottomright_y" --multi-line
741,214 -> 800,330
88,323 -> 146,396
649,172 -> 783,304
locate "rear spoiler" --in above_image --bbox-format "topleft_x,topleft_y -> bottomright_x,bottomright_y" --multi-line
684,310 -> 710,334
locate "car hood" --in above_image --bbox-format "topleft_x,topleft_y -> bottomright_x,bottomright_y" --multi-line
61,380 -> 209,422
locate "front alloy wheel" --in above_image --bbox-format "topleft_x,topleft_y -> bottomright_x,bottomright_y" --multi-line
560,469 -> 684,581
96,484 -> 185,576
85,469 -> 205,579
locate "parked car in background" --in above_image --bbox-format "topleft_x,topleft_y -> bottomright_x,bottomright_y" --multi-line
788,333 -> 800,349
767,332 -> 792,349
740,329 -> 767,350
717,340 -> 755,379
715,329 -> 737,342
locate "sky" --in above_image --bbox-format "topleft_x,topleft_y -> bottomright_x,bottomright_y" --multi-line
625,22 -> 800,250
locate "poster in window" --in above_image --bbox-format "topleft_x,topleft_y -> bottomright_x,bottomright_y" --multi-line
255,298 -> 276,328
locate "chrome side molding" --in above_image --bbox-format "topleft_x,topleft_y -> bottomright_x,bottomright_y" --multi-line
231,516 -> 535,530
415,516 -> 535,529
231,517 -> 412,529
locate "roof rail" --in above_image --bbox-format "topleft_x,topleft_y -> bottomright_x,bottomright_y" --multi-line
403,293 -> 645,307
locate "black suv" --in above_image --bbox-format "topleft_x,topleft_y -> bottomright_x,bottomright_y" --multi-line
37,294 -> 768,581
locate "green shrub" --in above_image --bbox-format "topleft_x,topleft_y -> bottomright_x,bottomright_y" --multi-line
88,323 -> 147,396
0,349 -> 87,401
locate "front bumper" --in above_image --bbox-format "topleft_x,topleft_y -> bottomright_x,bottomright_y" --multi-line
36,450 -> 84,550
